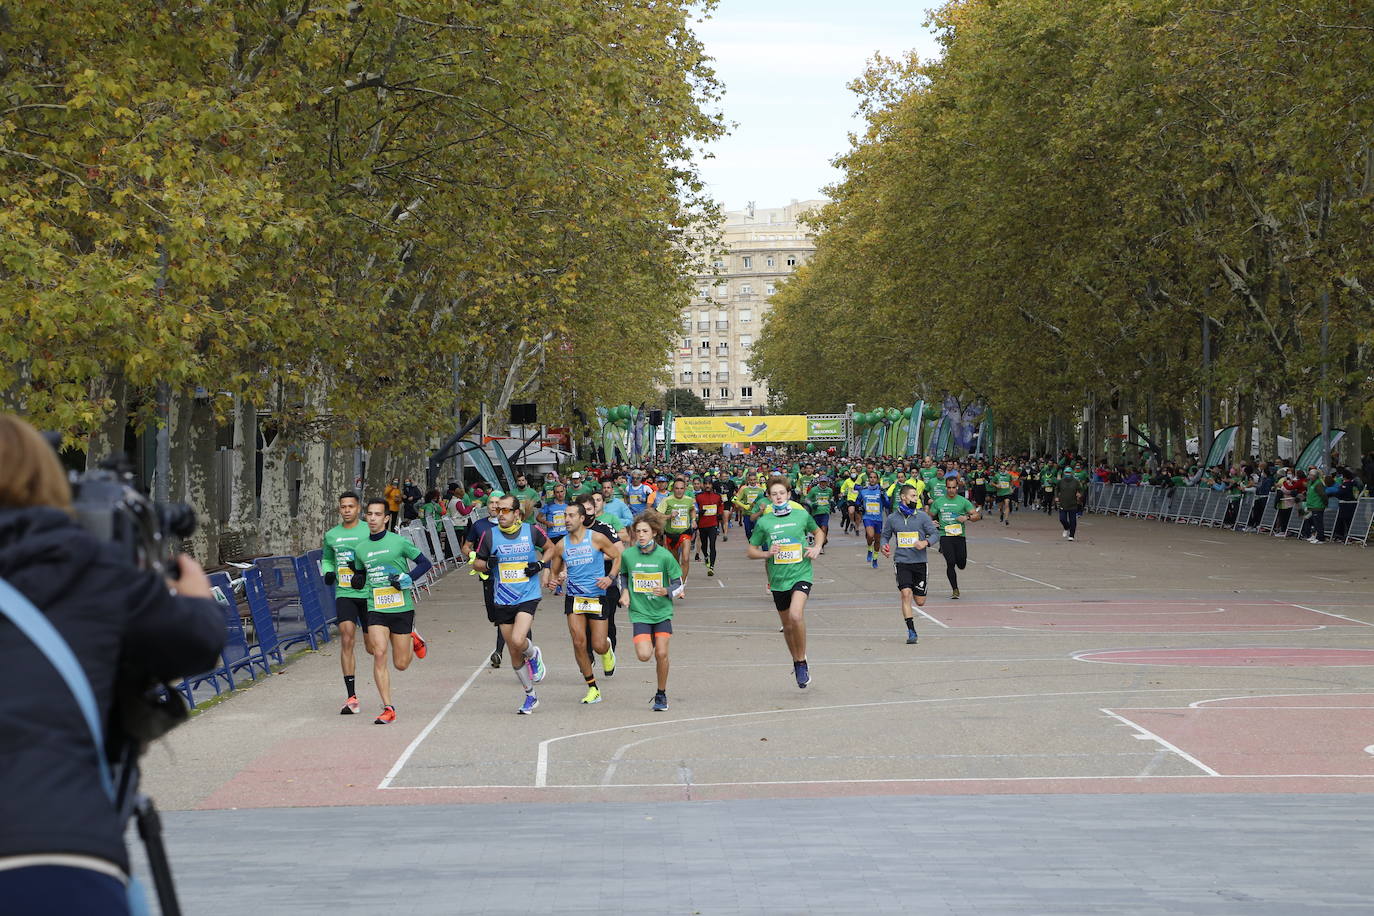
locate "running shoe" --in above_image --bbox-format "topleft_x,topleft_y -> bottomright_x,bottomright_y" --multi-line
340,695 -> 360,715
490,650 -> 502,669
1067,536 -> 1075,541
651,692 -> 669,712
1062,530 -> 1069,538
528,645 -> 547,683
518,693 -> 539,715
722,534 -> 729,542
602,645 -> 617,677
412,629 -> 427,659
707,564 -> 714,577
1004,518 -> 1009,526
374,705 -> 396,725
581,686 -> 602,705
906,632 -> 919,645
870,555 -> 879,570
794,660 -> 811,688
951,588 -> 960,599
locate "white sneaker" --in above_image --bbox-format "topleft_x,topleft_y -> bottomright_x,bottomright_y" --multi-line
1307,536 -> 1320,544
1062,531 -> 1069,539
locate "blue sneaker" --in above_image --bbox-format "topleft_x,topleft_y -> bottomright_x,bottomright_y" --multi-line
651,692 -> 669,712
517,693 -> 539,715
527,645 -> 546,683
906,631 -> 919,645
870,556 -> 879,569
794,660 -> 810,688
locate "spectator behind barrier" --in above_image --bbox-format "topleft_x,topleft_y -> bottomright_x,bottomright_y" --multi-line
0,414 -> 225,915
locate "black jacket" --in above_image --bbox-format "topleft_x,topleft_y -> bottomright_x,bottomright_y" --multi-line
0,506 -> 224,873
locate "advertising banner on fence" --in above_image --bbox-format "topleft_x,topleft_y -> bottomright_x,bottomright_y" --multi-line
805,417 -> 845,439
674,415 -> 808,443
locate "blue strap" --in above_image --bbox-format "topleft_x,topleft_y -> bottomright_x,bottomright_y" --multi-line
0,575 -> 116,802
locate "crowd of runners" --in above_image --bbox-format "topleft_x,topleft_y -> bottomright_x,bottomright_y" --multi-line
314,451 -> 1117,723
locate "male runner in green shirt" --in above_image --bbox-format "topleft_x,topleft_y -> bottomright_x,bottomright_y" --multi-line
321,491 -> 370,714
929,473 -> 980,599
659,477 -> 698,583
747,476 -> 825,688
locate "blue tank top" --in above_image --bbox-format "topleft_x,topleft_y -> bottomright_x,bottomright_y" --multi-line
543,502 -> 568,537
561,530 -> 605,597
491,524 -> 542,606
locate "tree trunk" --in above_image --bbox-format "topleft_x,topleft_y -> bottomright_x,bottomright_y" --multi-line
1235,389 -> 1252,466
227,396 -> 259,556
183,395 -> 219,564
297,433 -> 329,554
86,370 -> 128,469
1167,407 -> 1187,464
365,446 -> 391,497
258,425 -> 293,555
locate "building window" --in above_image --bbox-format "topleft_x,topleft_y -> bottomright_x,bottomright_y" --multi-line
717,360 -> 728,372
680,370 -> 692,382
740,284 -> 752,295
742,256 -> 752,269
766,256 -> 775,268
740,334 -> 752,347
712,258 -> 725,269
717,342 -> 729,353
719,388 -> 730,399
700,389 -> 711,399
786,256 -> 797,267
698,340 -> 711,350
681,338 -> 691,349
715,283 -> 728,296
740,309 -> 752,322
765,283 -> 776,295
741,386 -> 753,398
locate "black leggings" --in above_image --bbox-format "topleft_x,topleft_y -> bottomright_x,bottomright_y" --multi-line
698,526 -> 719,565
940,536 -> 968,589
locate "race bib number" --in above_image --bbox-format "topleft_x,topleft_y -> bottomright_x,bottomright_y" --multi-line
672,507 -> 689,526
499,561 -> 529,584
552,511 -> 565,528
632,571 -> 663,593
572,596 -> 601,614
337,565 -> 353,582
943,523 -> 964,537
703,504 -> 717,516
896,532 -> 920,549
372,586 -> 404,610
865,500 -> 880,515
773,543 -> 803,565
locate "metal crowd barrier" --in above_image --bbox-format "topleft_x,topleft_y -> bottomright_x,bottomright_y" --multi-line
1086,482 -> 1372,547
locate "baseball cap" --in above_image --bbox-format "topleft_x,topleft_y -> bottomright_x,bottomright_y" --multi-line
944,470 -> 960,479
571,471 -> 582,479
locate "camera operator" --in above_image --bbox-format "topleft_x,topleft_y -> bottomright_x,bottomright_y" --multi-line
0,414 -> 225,914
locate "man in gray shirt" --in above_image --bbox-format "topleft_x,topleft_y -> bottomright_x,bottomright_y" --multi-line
1055,474 -> 1086,540
880,484 -> 940,644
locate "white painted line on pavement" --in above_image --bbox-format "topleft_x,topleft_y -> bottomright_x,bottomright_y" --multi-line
1289,603 -> 1374,627
1181,552 -> 1207,558
1188,692 -> 1374,708
1003,537 -> 1030,543
378,656 -> 489,789
913,605 -> 950,628
1310,575 -> 1352,583
983,564 -> 1063,590
1098,709 -> 1220,776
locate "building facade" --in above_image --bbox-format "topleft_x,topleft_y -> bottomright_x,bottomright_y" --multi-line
670,199 -> 825,415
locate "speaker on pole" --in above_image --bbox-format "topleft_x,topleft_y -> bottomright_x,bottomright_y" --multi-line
648,409 -> 664,427
511,403 -> 537,425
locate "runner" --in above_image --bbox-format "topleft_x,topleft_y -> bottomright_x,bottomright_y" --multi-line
659,477 -> 697,584
746,476 -> 825,688
880,484 -> 938,644
585,491 -> 625,662
355,497 -> 433,724
537,482 -> 569,543
1055,470 -> 1086,540
733,471 -> 766,539
625,470 -> 654,516
473,493 -> 555,714
694,478 -> 724,575
805,474 -> 833,553
619,512 -> 684,711
856,470 -> 888,569
929,473 -> 980,599
993,463 -> 1014,525
548,500 -> 621,705
320,491 -> 371,714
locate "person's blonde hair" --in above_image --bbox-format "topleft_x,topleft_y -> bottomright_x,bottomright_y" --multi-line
0,414 -> 73,510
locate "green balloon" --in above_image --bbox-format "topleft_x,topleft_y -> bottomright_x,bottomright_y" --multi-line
902,406 -> 913,418
922,406 -> 939,420
805,442 -> 816,453
886,407 -> 900,421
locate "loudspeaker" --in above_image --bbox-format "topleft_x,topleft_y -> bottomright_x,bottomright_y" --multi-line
511,403 -> 537,425
648,409 -> 664,427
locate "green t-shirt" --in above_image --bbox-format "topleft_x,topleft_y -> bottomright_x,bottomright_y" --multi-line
749,507 -> 820,592
421,501 -> 443,520
929,494 -> 977,538
569,482 -> 597,498
735,484 -> 764,511
993,472 -> 1012,495
321,522 -> 370,598
623,545 -> 681,624
356,531 -> 422,613
661,496 -> 696,533
512,486 -> 539,505
807,484 -> 833,514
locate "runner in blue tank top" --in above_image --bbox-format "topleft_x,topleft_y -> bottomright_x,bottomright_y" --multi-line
549,500 -> 622,705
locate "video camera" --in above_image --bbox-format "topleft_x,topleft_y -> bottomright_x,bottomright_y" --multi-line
69,458 -> 196,579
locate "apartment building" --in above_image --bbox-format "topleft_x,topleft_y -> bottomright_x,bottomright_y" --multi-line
670,199 -> 825,415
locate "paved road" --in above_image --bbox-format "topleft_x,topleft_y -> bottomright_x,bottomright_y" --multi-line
133,507 -> 1374,913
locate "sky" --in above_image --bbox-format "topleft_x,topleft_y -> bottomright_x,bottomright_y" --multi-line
691,0 -> 944,212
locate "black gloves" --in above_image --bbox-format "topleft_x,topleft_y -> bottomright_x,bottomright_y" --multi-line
525,561 -> 543,577
387,573 -> 402,588
349,571 -> 367,590
324,571 -> 337,586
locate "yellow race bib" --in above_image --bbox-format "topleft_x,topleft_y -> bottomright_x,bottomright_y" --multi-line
943,523 -> 963,537
571,596 -> 601,614
703,504 -> 717,516
499,561 -> 529,584
671,507 -> 689,526
896,532 -> 919,549
337,564 -> 353,581
865,500 -> 880,515
632,571 -> 664,593
773,543 -> 803,564
372,586 -> 404,610
552,511 -> 566,528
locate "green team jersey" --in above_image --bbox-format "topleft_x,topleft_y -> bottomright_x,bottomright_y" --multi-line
569,482 -> 597,498
920,468 -> 941,491
613,483 -> 628,498
321,522 -> 370,598
623,545 -> 681,624
929,494 -> 977,538
661,496 -> 695,533
1073,468 -> 1089,482
749,507 -> 820,591
735,484 -> 764,511
356,531 -> 421,613
993,472 -> 1012,495
421,501 -> 443,520
1040,467 -> 1059,489
807,483 -> 833,514
511,486 -> 539,505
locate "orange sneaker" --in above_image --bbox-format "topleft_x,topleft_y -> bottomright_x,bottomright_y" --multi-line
374,706 -> 396,725
412,629 -> 427,660
340,695 -> 360,715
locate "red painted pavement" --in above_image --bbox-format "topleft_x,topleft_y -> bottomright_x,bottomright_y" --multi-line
923,601 -> 1369,633
1078,647 -> 1374,667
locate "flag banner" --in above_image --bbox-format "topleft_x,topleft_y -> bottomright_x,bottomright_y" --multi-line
1295,430 -> 1344,469
905,401 -> 923,456
490,440 -> 517,490
1203,425 -> 1239,467
673,415 -> 808,443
